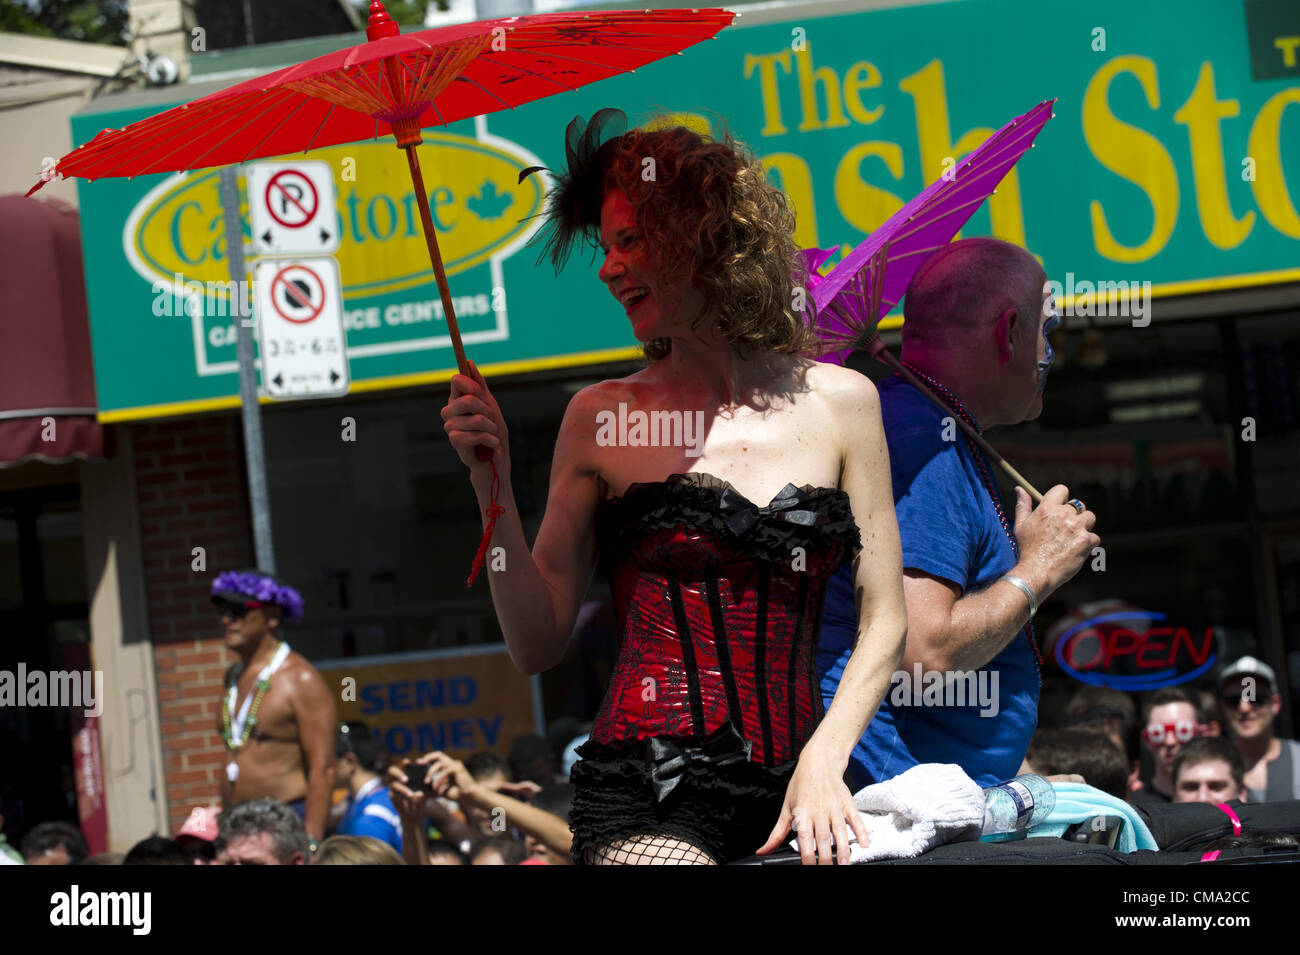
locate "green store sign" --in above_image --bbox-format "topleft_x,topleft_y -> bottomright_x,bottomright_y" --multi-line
72,0 -> 1300,420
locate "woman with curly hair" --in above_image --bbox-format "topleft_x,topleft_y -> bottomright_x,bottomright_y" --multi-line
441,112 -> 906,865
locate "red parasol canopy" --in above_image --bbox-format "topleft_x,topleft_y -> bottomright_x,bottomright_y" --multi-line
27,6 -> 735,190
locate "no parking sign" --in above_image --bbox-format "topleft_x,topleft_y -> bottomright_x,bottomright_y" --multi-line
247,161 -> 339,255
253,258 -> 349,398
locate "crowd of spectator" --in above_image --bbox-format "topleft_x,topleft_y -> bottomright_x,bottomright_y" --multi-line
0,717 -> 588,866
1023,655 -> 1300,811
2,653 -> 1296,865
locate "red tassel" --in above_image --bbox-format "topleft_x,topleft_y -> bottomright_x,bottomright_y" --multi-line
466,453 -> 505,587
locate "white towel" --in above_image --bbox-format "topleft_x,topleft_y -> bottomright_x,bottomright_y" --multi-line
791,763 -> 985,863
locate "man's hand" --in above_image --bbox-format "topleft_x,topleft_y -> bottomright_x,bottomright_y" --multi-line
386,757 -> 432,822
422,752 -> 479,805
1011,485 -> 1099,600
485,778 -> 542,801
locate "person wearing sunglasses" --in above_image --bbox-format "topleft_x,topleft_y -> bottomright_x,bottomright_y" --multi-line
1218,656 -> 1300,802
211,569 -> 336,853
1131,687 -> 1209,806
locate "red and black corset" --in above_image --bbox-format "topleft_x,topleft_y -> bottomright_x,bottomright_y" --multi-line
590,472 -> 861,768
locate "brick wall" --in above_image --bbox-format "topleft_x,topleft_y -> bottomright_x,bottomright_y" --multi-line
132,413 -> 253,831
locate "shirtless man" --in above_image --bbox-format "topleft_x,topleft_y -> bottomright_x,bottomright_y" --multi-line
211,569 -> 336,847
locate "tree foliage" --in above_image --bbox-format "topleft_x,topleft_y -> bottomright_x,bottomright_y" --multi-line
0,0 -> 130,45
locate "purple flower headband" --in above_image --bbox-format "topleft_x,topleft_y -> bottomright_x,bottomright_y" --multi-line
211,570 -> 304,623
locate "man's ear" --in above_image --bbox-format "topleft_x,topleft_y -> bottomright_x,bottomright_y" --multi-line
994,306 -> 1019,363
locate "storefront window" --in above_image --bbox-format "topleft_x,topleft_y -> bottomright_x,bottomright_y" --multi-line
262,374 -> 588,663
1236,312 -> 1300,519
38,504 -> 86,607
1008,319 -> 1241,531
0,509 -> 19,613
1273,540 -> 1300,738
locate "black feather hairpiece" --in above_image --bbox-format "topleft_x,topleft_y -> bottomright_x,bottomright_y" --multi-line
518,108 -> 629,272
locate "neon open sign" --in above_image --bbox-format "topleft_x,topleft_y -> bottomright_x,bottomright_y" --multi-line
1053,610 -> 1218,691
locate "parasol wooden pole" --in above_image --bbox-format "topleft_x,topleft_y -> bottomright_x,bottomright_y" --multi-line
403,143 -> 471,376
867,336 -> 1045,505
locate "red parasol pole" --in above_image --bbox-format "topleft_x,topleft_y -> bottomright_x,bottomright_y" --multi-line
368,8 -> 501,585
393,126 -> 471,376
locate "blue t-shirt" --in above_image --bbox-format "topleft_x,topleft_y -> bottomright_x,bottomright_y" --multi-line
337,779 -> 404,853
818,377 -> 1040,789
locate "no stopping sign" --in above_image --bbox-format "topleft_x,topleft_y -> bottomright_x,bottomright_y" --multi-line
253,257 -> 348,399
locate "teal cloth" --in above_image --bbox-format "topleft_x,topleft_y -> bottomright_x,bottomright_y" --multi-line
1026,782 -> 1158,852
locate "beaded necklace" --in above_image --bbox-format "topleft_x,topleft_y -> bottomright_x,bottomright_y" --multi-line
222,641 -> 289,750
895,361 -> 1043,672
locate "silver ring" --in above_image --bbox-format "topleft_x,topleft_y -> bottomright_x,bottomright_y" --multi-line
1068,498 -> 1085,514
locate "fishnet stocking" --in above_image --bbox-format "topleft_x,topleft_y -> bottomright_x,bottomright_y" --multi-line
584,833 -> 718,866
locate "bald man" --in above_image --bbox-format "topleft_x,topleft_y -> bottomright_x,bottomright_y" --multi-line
818,237 -> 1100,788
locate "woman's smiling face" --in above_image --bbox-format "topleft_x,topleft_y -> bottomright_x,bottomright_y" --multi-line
596,189 -> 705,342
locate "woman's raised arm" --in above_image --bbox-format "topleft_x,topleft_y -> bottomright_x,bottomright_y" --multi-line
443,362 -> 605,674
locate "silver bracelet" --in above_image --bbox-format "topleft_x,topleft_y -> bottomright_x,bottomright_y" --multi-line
999,573 -> 1037,620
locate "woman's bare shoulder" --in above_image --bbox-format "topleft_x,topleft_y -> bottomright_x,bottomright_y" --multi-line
564,366 -> 655,414
801,360 -> 880,412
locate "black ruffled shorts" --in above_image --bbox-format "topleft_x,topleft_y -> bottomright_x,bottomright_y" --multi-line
569,736 -> 795,865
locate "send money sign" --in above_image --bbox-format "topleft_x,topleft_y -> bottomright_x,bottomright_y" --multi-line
318,646 -> 540,759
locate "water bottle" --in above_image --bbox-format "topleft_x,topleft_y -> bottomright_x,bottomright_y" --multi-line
981,774 -> 1055,842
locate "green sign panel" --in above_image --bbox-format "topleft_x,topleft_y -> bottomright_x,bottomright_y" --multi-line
72,0 -> 1300,420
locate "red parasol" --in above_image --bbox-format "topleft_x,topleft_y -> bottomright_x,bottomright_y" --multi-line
28,3 -> 734,377
29,3 -> 734,583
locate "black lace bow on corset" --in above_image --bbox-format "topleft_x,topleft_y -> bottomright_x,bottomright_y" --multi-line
717,482 -> 829,537
646,722 -> 753,802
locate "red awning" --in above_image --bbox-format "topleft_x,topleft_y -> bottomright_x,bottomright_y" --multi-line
0,194 -> 105,467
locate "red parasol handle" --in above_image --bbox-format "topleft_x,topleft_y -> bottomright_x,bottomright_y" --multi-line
402,145 -> 491,465
402,144 -> 471,377
394,123 -> 500,582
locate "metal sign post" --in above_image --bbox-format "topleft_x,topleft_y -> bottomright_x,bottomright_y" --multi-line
218,164 -> 276,574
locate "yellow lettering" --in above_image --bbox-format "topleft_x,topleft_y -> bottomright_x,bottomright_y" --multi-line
1082,55 -> 1179,263
1247,87 -> 1300,238
744,51 -> 793,136
795,48 -> 849,132
834,142 -> 906,237
1275,36 -> 1300,68
644,112 -> 712,137
899,59 -> 1027,246
843,62 -> 885,126
1173,62 -> 1254,249
762,152 -> 819,250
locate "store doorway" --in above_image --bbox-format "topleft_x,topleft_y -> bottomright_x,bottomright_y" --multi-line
0,480 -> 90,850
